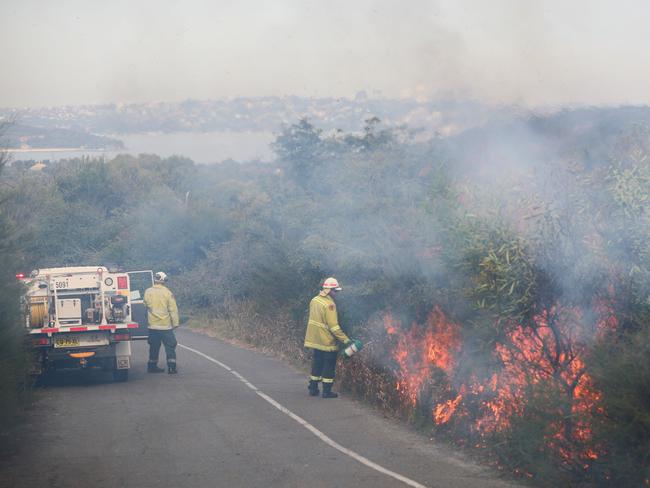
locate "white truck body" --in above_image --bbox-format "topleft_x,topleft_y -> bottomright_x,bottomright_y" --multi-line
22,266 -> 151,382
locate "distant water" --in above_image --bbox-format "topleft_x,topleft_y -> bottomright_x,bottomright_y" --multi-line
7,130 -> 276,164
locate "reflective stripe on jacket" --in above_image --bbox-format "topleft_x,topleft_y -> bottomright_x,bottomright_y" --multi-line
143,284 -> 179,330
304,293 -> 350,351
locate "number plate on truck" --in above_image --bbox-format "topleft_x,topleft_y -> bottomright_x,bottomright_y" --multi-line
53,332 -> 109,348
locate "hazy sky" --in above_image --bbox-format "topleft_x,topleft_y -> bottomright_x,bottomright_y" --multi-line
1,0 -> 649,108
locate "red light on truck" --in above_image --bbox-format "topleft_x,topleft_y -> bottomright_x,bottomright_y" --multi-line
15,273 -> 25,279
117,276 -> 128,289
112,333 -> 131,342
33,337 -> 51,346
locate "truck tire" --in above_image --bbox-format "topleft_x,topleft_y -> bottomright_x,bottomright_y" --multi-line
113,369 -> 129,382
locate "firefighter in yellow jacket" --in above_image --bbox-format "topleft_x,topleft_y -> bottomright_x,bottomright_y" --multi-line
144,271 -> 180,374
304,277 -> 351,398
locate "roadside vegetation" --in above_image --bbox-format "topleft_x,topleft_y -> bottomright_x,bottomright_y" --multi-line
2,110 -> 649,486
0,140 -> 30,434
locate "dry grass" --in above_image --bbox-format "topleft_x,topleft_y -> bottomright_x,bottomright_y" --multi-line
185,299 -> 311,369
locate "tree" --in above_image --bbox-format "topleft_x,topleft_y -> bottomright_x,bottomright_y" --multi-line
272,119 -> 325,184
0,124 -> 29,432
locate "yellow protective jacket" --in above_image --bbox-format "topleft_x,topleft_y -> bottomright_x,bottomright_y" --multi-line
143,284 -> 179,330
304,293 -> 350,351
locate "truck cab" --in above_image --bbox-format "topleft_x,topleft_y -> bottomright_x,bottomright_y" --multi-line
22,266 -> 152,382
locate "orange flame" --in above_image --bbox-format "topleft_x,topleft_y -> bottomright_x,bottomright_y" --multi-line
382,301 -> 615,468
433,394 -> 462,425
383,306 -> 462,406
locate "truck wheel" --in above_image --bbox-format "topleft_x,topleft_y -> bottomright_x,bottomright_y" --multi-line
113,369 -> 129,382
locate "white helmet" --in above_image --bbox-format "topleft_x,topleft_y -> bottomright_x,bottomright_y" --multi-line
322,277 -> 342,291
154,271 -> 168,282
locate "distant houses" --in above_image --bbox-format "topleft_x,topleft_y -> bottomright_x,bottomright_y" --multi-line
29,162 -> 47,171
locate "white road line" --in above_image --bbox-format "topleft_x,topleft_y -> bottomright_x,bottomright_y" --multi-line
180,343 -> 428,488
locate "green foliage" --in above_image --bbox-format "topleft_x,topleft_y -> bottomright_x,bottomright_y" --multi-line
0,153 -> 30,432
588,327 -> 650,486
272,119 -> 325,184
448,214 -> 538,325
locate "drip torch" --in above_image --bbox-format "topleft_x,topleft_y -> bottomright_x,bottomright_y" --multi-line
342,339 -> 366,358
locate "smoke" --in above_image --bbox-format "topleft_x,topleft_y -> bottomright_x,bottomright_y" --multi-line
262,106 -> 650,484
260,105 -> 650,450
4,1 -> 650,107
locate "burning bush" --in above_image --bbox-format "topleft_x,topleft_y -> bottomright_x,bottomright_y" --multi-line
341,129 -> 650,485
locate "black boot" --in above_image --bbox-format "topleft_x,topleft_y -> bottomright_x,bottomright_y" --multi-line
308,380 -> 320,396
147,362 -> 165,373
167,363 -> 177,374
322,382 -> 338,398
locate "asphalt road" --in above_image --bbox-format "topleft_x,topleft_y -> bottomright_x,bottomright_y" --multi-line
0,329 -> 522,488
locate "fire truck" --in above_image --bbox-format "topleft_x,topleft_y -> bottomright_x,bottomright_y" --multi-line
20,266 -> 153,382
